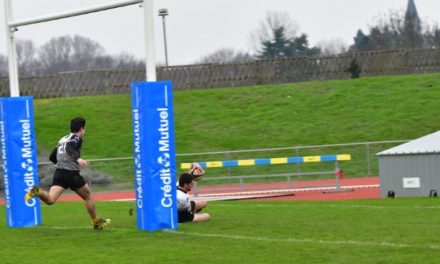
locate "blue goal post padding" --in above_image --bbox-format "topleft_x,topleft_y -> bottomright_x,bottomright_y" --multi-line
0,96 -> 41,228
181,154 -> 351,169
131,81 -> 178,231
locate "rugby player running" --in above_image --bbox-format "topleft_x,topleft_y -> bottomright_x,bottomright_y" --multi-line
25,117 -> 111,230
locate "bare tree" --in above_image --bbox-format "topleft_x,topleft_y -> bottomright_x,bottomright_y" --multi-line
111,52 -> 144,69
38,35 -> 146,73
196,48 -> 254,64
350,1 -> 435,52
38,35 -> 106,73
70,35 -> 106,69
250,11 -> 320,59
39,36 -> 72,73
316,39 -> 348,56
0,40 -> 39,76
92,55 -> 115,69
425,23 -> 440,48
92,53 -> 144,69
249,11 -> 299,56
16,39 -> 39,76
368,10 -> 405,50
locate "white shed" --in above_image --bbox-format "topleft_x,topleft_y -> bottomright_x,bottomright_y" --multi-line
377,130 -> 440,197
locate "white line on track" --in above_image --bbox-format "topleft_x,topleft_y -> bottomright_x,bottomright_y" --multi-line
108,184 -> 379,202
194,184 -> 379,197
106,200 -> 440,210
214,203 -> 440,210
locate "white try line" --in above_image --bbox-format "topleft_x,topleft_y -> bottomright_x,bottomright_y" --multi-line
34,225 -> 128,231
33,226 -> 440,250
165,230 -> 440,250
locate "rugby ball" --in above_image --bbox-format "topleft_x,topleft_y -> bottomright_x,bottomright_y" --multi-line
189,163 -> 205,181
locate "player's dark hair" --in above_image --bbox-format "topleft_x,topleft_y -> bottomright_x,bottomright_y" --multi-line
179,173 -> 193,187
70,117 -> 86,132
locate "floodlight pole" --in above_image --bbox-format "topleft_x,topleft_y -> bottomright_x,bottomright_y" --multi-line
3,0 -> 19,97
158,8 -> 169,67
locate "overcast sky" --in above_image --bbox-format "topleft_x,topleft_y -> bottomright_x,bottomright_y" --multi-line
1,0 -> 439,65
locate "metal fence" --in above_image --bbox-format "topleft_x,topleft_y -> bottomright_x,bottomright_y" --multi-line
1,48 -> 440,98
0,139 -> 406,194
173,140 -> 408,194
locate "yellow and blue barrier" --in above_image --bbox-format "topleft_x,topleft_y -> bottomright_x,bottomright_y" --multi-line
181,154 -> 351,169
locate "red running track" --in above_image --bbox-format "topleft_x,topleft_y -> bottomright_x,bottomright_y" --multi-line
0,177 -> 380,205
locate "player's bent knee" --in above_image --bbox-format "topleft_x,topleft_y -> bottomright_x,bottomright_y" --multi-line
198,200 -> 208,208
46,200 -> 55,205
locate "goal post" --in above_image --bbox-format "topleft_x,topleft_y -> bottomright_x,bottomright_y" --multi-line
3,0 -> 19,97
1,0 -> 167,230
3,0 -> 157,97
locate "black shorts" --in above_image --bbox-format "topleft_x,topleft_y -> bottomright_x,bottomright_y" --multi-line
178,201 -> 196,223
52,169 -> 86,190
178,210 -> 194,223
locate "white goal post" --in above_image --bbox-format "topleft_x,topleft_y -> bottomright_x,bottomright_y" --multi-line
3,0 -> 157,97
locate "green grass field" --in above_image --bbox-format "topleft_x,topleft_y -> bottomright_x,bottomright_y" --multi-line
1,198 -> 440,263
2,73 -> 440,263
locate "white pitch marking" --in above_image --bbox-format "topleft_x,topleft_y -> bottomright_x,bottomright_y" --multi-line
35,226 -> 128,231
165,230 -> 440,250
32,226 -> 440,250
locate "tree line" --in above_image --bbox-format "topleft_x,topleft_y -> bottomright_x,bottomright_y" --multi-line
352,10 -> 440,52
1,2 -> 440,76
198,5 -> 440,63
0,35 -> 144,76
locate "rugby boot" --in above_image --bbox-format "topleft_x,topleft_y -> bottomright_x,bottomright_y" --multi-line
93,217 -> 111,230
25,186 -> 42,201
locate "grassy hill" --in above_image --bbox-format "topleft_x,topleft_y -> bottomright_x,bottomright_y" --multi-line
34,73 -> 440,157
30,73 -> 440,183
